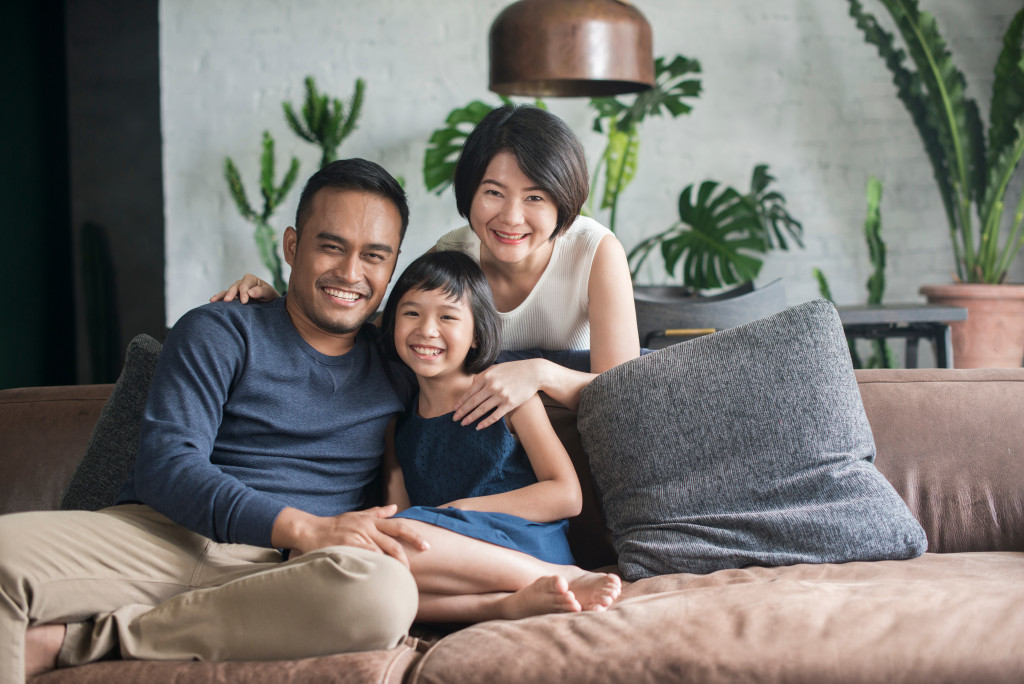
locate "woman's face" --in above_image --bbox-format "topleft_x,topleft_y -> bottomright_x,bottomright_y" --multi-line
468,151 -> 559,266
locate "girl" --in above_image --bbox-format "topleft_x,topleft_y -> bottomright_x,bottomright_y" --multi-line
213,104 -> 639,429
378,250 -> 621,622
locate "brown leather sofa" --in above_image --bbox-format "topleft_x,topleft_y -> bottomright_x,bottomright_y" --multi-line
3,368 -> 1023,683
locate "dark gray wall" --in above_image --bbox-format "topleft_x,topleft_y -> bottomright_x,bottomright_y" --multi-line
0,3 -> 75,389
66,0 -> 165,384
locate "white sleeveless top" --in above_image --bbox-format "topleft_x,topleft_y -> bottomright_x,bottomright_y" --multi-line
435,216 -> 611,351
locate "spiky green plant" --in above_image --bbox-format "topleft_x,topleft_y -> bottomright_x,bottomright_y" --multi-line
223,131 -> 300,293
588,55 -> 702,233
847,1 -> 1024,284
284,76 -> 365,168
628,164 -> 803,290
815,176 -> 895,369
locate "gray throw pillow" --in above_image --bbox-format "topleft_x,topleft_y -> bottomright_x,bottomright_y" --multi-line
578,299 -> 927,580
60,333 -> 162,511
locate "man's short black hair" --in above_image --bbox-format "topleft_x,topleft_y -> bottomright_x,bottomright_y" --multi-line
380,251 -> 501,375
295,158 -> 409,242
453,104 -> 589,240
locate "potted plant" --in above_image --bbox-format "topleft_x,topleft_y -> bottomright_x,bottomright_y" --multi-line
847,0 -> 1024,368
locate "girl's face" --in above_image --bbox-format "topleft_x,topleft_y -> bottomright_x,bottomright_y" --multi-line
394,286 -> 477,379
468,151 -> 559,267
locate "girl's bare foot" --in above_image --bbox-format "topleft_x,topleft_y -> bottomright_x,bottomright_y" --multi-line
25,623 -> 65,677
568,571 -> 622,611
499,575 -> 582,619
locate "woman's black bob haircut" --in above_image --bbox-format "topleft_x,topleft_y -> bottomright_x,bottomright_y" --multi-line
381,251 -> 501,374
453,104 -> 589,240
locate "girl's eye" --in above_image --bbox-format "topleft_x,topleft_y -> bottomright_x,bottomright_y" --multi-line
484,189 -> 502,197
526,194 -> 545,202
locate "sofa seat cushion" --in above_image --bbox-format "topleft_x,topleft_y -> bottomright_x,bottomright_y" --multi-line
577,299 -> 927,580
407,552 -> 1024,684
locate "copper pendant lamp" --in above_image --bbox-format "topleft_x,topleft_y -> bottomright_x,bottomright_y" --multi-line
489,0 -> 655,98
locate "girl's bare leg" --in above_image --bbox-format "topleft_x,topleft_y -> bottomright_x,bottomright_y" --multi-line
396,521 -> 621,615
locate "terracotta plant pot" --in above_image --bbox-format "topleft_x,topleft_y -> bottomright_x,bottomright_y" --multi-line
919,284 -> 1024,368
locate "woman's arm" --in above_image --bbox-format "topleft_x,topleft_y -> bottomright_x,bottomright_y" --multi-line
443,395 -> 582,523
587,234 -> 640,373
209,274 -> 281,303
382,419 -> 412,510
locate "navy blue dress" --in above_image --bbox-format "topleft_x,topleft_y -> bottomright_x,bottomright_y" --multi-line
392,397 -> 574,565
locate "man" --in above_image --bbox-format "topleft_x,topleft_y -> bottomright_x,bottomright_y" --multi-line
0,159 -> 428,683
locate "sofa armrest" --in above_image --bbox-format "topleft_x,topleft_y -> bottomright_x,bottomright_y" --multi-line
0,384 -> 113,515
857,368 -> 1024,554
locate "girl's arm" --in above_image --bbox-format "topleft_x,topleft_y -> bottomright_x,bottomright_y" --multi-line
209,274 -> 281,303
587,234 -> 641,373
443,395 -> 582,523
382,419 -> 411,511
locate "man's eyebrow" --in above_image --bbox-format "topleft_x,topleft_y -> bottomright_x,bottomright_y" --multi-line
316,232 -> 394,254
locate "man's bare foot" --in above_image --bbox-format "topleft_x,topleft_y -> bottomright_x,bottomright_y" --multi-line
499,575 -> 582,619
567,571 -> 622,611
25,623 -> 66,677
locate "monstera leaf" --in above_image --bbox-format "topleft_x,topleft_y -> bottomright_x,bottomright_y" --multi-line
422,100 -> 496,196
629,165 -> 802,291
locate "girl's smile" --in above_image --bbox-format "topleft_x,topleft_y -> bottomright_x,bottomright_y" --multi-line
394,288 -> 477,380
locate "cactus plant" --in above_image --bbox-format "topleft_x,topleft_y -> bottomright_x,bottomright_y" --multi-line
223,131 -> 300,293
284,76 -> 365,169
815,176 -> 895,369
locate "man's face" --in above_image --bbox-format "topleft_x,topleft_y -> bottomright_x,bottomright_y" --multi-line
283,188 -> 402,347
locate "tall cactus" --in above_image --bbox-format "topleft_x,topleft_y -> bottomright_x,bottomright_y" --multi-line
284,76 -> 365,168
223,131 -> 300,293
815,176 -> 894,369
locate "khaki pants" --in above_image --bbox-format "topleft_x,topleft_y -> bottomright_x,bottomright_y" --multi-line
0,504 -> 417,684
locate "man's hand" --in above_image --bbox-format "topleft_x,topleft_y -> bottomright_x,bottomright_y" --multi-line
272,505 -> 429,567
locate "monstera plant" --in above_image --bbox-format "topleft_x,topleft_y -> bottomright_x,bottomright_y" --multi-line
627,164 -> 804,290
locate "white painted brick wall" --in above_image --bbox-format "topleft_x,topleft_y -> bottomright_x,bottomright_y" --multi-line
161,0 -> 1023,366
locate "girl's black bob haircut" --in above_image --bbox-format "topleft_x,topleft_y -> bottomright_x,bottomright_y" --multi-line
380,251 -> 501,374
453,104 -> 589,241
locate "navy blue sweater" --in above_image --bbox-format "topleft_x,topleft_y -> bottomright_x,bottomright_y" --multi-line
116,298 -> 413,548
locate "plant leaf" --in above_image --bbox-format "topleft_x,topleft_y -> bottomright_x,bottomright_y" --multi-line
422,100 -> 496,195
600,125 -> 638,210
988,8 -> 1024,173
847,0 -> 958,248
642,180 -> 766,289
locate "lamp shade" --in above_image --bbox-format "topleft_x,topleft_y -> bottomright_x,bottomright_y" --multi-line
489,0 -> 655,97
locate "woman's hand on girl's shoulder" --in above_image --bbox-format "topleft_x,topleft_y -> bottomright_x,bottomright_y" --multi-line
452,359 -> 545,430
209,273 -> 281,304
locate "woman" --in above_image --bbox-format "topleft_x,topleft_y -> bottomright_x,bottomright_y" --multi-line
214,105 -> 639,426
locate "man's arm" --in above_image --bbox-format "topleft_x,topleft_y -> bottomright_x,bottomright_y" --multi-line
129,307 -> 285,547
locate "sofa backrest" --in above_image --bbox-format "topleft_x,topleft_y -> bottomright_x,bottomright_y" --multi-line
2,369 -> 1022,564
855,368 -> 1024,555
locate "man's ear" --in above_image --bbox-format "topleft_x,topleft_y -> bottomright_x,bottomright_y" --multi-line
283,227 -> 298,266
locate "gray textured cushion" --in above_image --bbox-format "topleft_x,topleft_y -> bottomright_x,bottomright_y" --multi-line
60,334 -> 162,511
578,299 -> 927,580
